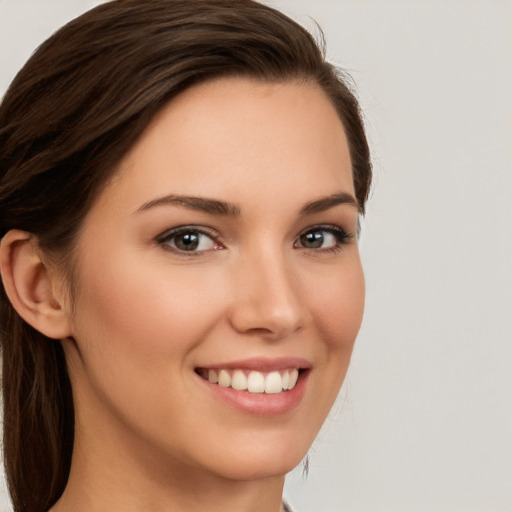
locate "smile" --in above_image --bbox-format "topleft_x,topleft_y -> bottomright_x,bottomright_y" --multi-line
194,357 -> 311,415
196,368 -> 300,394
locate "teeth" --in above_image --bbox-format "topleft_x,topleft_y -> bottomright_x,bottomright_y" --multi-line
265,371 -> 282,394
218,369 -> 231,388
201,368 -> 301,394
281,370 -> 290,390
247,371 -> 265,393
288,368 -> 299,390
231,370 -> 248,391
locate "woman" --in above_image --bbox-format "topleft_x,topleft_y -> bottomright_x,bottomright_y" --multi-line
0,1 -> 372,511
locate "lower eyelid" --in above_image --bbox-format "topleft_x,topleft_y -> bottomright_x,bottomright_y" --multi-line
156,227 -> 223,254
296,227 -> 355,255
156,225 -> 353,253
298,226 -> 350,240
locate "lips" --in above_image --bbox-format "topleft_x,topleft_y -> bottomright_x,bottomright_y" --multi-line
195,357 -> 310,416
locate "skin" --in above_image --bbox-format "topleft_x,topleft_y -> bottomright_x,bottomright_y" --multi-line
46,78 -> 365,512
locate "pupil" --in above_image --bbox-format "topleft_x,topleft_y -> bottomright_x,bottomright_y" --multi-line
301,231 -> 323,248
176,232 -> 199,251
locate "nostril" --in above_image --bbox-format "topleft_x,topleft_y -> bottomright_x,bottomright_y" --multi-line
227,271 -> 305,338
228,310 -> 303,340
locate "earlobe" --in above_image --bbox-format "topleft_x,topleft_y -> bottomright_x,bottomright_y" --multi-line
0,229 -> 72,340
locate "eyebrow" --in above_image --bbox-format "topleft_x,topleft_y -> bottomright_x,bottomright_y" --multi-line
299,192 -> 360,215
137,195 -> 241,216
136,191 -> 359,216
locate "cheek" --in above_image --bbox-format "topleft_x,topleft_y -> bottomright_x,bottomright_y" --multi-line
67,251 -> 228,439
309,258 -> 365,351
66,251 -> 233,433
304,256 -> 365,412
74,252 -> 224,356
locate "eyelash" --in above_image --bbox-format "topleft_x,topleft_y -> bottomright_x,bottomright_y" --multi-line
294,224 -> 353,255
156,224 -> 353,256
156,226 -> 221,256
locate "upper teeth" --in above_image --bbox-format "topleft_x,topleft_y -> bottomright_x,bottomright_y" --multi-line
202,368 -> 299,394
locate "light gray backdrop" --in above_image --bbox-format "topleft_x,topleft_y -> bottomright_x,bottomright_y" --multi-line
1,1 -> 511,511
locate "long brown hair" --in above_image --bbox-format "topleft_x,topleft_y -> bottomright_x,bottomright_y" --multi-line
0,1 -> 372,511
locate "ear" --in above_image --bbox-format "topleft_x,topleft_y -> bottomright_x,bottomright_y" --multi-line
0,229 -> 72,339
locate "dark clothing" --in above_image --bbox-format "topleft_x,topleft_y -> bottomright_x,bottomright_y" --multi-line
282,500 -> 294,512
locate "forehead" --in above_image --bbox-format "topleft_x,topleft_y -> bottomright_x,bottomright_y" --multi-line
95,77 -> 354,214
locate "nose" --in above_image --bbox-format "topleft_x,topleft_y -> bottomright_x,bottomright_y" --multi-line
228,249 -> 307,340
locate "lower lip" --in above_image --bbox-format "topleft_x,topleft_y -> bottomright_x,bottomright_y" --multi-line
196,370 -> 310,417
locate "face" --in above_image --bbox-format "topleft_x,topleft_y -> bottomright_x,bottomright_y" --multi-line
61,78 -> 365,482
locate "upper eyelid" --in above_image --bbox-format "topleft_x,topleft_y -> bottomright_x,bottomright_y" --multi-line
298,223 -> 351,237
294,225 -> 353,255
156,225 -> 220,241
155,223 -> 353,248
156,226 -> 223,256
296,225 -> 354,247
300,223 -> 344,231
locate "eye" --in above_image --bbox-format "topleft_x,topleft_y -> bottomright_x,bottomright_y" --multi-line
157,227 -> 220,253
295,225 -> 350,252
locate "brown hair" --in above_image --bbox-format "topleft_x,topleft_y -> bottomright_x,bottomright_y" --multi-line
0,1 -> 372,511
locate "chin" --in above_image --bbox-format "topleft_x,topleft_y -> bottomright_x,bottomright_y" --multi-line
197,429 -> 314,481
212,455 -> 303,482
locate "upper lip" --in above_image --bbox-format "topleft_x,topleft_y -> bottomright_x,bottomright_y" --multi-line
195,357 -> 311,372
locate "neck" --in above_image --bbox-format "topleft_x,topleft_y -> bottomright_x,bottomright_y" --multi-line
49,417 -> 286,512
52,474 -> 285,512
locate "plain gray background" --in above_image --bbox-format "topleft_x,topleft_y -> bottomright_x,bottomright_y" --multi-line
1,1 -> 511,511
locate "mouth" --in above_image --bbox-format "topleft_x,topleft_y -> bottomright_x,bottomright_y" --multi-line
194,357 -> 311,415
195,367 -> 305,394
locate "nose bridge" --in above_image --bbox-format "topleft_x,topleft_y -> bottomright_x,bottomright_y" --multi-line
229,241 -> 305,338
